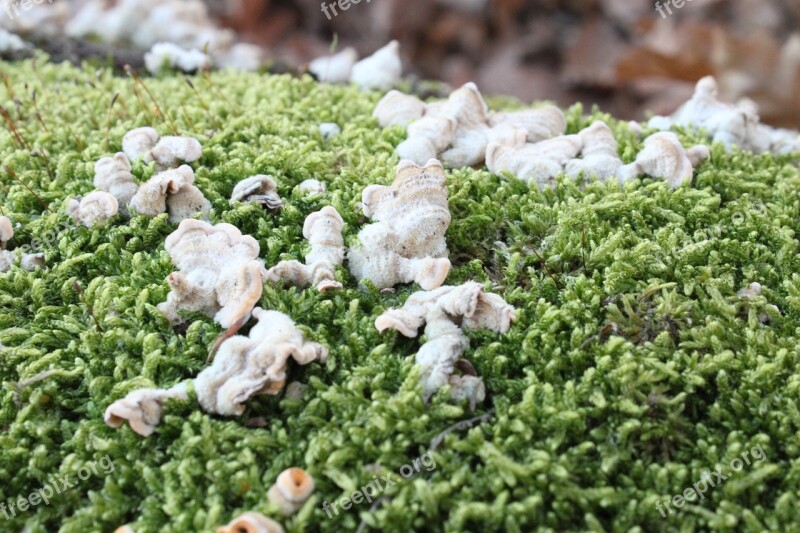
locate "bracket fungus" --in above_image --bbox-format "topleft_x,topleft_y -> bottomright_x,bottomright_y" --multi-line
294,179 -> 326,197
646,76 -> 800,155
349,159 -> 452,290
486,134 -> 583,189
94,152 -> 138,218
194,308 -> 328,416
129,165 -> 211,223
268,467 -> 315,515
230,175 -> 283,212
67,191 -> 119,228
350,40 -> 402,91
376,282 -> 515,409
319,122 -> 341,140
0,216 -> 13,249
0,216 -> 14,273
378,82 -> 565,167
122,127 -> 160,161
564,121 -> 624,181
619,132 -> 710,188
0,217 -> 45,273
158,219 -> 265,329
217,512 -> 284,533
373,90 -> 426,128
145,42 -> 212,74
309,41 -> 403,89
308,47 -> 358,84
19,253 -> 45,271
104,382 -> 188,437
487,120 -> 709,189
266,206 -> 345,292
144,135 -> 202,170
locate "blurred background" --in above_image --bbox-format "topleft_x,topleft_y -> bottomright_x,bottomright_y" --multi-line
2,0 -> 800,127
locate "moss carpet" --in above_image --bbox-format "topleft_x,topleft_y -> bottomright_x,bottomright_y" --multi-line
0,55 -> 798,532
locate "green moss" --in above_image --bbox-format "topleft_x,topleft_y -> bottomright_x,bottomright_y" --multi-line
0,53 -> 798,532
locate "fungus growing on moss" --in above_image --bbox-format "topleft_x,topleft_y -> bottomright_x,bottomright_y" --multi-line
308,47 -> 357,84
128,165 -> 211,223
194,308 -> 328,416
94,152 -> 138,218
144,42 -> 211,74
66,191 -> 119,228
350,40 -> 402,91
647,76 -> 800,154
144,135 -> 202,170
267,467 -> 315,515
564,121 -> 624,181
230,175 -> 283,211
384,82 -> 565,167
376,282 -> 515,409
486,134 -> 583,189
619,132 -> 710,188
266,206 -> 345,292
488,121 -> 709,188
319,122 -> 341,140
294,179 -> 326,197
122,127 -> 159,161
373,90 -> 426,128
0,216 -> 45,272
0,216 -> 13,249
103,382 -> 189,437
349,159 -> 451,290
216,512 -> 284,533
158,219 -> 265,328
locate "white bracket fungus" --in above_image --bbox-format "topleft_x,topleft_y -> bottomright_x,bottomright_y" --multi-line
230,175 -> 283,212
217,512 -> 284,533
564,121 -> 624,181
0,216 -> 13,249
144,135 -> 202,171
646,76 -> 800,155
104,382 -> 188,437
348,159 -> 451,290
266,206 -> 345,292
350,40 -> 402,91
319,122 -> 341,140
0,216 -> 45,273
128,165 -> 211,223
619,132 -> 710,188
66,191 -> 119,228
309,42 -> 403,90
373,90 -> 426,128
294,179 -> 326,197
268,467 -> 315,515
308,47 -> 358,84
19,253 -> 45,271
378,82 -> 565,168
122,127 -> 159,161
487,120 -> 709,189
486,134 -> 583,189
94,153 -> 138,218
194,308 -> 328,416
375,282 -> 515,409
158,219 -> 265,328
144,42 -> 212,74
0,29 -> 27,53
